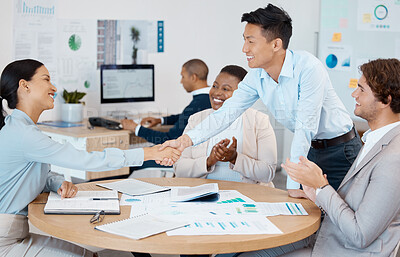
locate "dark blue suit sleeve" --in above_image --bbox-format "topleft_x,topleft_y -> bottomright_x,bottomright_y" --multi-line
137,94 -> 211,144
163,114 -> 179,125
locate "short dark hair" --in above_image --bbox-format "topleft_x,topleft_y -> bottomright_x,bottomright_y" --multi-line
241,4 -> 292,49
0,59 -> 44,129
360,58 -> 400,113
182,59 -> 208,81
220,65 -> 248,82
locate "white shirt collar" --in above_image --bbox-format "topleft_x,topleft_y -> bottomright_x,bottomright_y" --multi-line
191,87 -> 210,96
356,121 -> 400,168
362,121 -> 400,144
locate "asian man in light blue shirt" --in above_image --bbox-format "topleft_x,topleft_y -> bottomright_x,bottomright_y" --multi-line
161,4 -> 362,198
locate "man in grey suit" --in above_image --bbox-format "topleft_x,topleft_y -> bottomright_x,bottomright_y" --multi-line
240,58 -> 400,256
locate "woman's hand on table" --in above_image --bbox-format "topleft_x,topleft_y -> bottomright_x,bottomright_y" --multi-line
57,181 -> 78,199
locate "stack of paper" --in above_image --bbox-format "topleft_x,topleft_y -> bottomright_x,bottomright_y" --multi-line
44,191 -> 119,214
166,215 -> 282,236
97,179 -> 170,196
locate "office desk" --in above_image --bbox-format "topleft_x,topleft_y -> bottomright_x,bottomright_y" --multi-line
39,124 -> 131,180
129,124 -> 173,146
29,178 -> 321,254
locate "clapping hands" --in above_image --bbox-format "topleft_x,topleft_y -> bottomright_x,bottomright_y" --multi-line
282,156 -> 329,201
282,156 -> 328,189
207,137 -> 238,170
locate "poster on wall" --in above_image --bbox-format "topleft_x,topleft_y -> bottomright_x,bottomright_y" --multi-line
13,0 -> 58,79
57,19 -> 97,92
13,0 -> 59,121
357,0 -> 400,31
321,45 -> 353,72
97,20 -> 164,68
320,0 -> 349,29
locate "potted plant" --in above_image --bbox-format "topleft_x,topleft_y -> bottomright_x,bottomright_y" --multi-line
131,26 -> 140,64
61,89 -> 86,123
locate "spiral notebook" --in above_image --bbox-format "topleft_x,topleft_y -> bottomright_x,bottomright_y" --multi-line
44,191 -> 120,215
94,213 -> 189,240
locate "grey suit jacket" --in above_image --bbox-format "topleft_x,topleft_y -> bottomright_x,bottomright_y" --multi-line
312,125 -> 400,257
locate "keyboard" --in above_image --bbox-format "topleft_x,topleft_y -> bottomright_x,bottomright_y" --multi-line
88,117 -> 122,130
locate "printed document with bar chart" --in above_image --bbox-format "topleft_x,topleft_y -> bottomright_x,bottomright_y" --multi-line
166,215 -> 282,236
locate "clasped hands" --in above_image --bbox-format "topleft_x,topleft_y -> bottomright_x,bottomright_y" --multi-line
154,135 -> 238,167
120,117 -> 180,166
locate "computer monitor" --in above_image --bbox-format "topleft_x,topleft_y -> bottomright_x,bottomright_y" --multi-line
100,64 -> 155,103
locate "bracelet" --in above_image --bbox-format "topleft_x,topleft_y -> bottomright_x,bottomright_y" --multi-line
318,184 -> 329,190
315,183 -> 329,197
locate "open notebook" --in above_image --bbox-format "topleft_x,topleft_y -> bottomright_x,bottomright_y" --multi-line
44,191 -> 120,215
95,213 -> 189,240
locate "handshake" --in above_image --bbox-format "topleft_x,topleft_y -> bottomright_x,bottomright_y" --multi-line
143,135 -> 194,166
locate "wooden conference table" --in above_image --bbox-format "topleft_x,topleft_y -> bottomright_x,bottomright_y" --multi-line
29,178 -> 321,254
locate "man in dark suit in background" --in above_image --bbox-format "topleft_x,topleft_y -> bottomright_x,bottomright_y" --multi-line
121,59 -> 211,174
121,58 -> 211,144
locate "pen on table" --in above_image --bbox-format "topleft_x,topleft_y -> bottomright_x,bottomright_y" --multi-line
91,198 -> 119,200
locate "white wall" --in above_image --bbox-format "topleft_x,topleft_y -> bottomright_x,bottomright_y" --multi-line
0,0 -> 320,164
1,0 -> 320,113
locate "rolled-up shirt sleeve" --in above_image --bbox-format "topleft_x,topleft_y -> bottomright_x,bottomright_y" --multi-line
43,171 -> 64,193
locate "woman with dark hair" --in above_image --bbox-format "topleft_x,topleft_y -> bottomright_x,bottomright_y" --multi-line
174,65 -> 277,184
0,59 -> 180,256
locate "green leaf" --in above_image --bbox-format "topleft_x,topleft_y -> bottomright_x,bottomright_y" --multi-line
62,89 -> 86,103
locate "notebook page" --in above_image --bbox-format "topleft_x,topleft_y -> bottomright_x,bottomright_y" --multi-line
95,214 -> 188,240
45,199 -> 119,211
47,191 -> 118,201
44,191 -> 119,214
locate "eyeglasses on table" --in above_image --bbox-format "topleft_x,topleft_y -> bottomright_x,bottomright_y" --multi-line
90,210 -> 105,224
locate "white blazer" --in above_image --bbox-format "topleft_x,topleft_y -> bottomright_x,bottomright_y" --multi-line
174,108 -> 277,184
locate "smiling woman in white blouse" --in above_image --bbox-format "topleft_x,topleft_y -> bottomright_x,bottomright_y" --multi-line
174,65 -> 277,185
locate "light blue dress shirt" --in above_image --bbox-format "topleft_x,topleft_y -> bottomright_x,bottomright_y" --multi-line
186,50 -> 353,189
0,109 -> 144,216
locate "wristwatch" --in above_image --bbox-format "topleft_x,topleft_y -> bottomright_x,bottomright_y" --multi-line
316,183 -> 329,196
